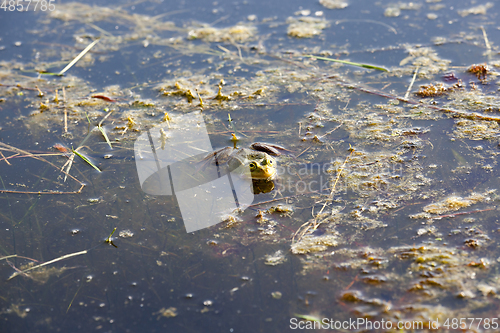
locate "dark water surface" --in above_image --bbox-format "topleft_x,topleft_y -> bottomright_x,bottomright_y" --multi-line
2,0 -> 500,332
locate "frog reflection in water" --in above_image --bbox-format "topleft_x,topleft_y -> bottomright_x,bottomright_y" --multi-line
203,143 -> 286,194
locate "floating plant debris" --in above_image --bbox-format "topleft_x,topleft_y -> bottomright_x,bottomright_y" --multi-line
287,16 -> 328,38
416,80 -> 464,97
468,63 -> 490,80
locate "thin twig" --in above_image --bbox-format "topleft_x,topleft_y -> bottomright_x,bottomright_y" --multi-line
233,40 -> 243,62
430,207 -> 495,220
480,26 -> 491,51
208,130 -> 280,135
327,147 -> 354,215
335,18 -> 397,34
327,76 -> 500,122
98,110 -> 114,127
67,282 -> 84,313
6,260 -> 30,278
0,184 -> 85,195
296,146 -> 312,159
0,142 -> 83,185
0,150 -> 11,165
63,87 -> 67,133
305,55 -> 388,72
59,39 -> 100,75
8,250 -> 88,280
295,123 -> 342,159
293,147 -> 354,241
344,274 -> 359,290
86,23 -> 114,37
318,122 -> 343,139
249,195 -> 294,208
0,255 -> 18,261
404,66 -> 419,100
62,153 -> 75,182
0,151 -> 66,160
217,45 -> 232,54
210,14 -> 230,26
97,111 -> 115,148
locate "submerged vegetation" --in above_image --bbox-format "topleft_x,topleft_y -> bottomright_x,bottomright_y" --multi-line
1,0 -> 500,331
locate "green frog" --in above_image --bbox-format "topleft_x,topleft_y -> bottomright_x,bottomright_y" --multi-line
228,148 -> 277,180
203,143 -> 287,193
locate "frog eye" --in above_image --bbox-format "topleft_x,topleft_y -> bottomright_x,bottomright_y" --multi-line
262,158 -> 273,166
249,162 -> 257,170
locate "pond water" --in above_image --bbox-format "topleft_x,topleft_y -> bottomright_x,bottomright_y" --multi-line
2,0 -> 500,332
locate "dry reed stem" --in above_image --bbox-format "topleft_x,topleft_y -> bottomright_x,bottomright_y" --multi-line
63,86 -> 67,133
328,76 -> 500,123
59,39 -> 100,75
0,150 -> 11,165
0,142 -> 85,194
404,66 -> 419,100
481,26 -> 491,51
8,250 -> 88,280
293,147 -> 354,242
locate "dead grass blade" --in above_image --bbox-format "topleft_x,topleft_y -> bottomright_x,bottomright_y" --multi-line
0,150 -> 11,165
63,87 -> 68,133
61,153 -> 75,182
98,111 -> 114,148
59,39 -> 100,75
0,142 -> 85,194
8,250 -> 88,280
305,55 -> 388,72
404,66 -> 419,100
72,147 -> 101,172
98,126 -> 113,148
293,147 -> 354,242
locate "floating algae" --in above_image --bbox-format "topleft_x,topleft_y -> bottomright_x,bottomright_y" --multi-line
396,46 -> 451,78
291,232 -> 340,254
188,24 -> 256,43
264,250 -> 287,266
319,0 -> 348,10
421,191 -> 492,215
287,17 -> 328,38
384,2 -> 422,17
457,2 -> 494,17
